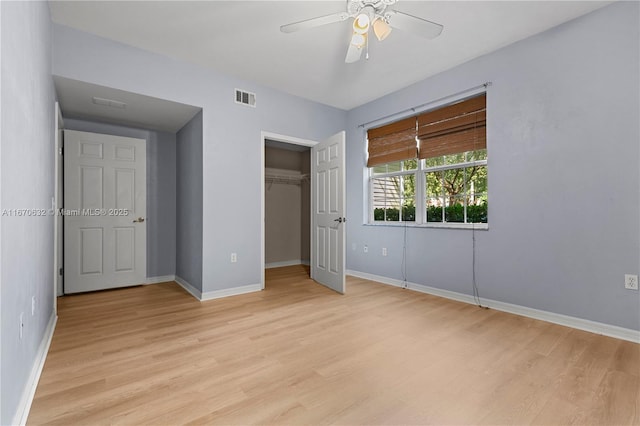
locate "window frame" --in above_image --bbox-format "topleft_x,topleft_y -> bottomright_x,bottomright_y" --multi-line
369,163 -> 421,223
368,156 -> 488,229
422,156 -> 488,226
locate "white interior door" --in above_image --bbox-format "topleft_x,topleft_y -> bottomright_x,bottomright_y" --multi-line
311,131 -> 346,294
64,130 -> 146,294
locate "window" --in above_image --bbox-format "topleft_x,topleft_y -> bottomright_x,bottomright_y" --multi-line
371,160 -> 417,222
367,94 -> 487,226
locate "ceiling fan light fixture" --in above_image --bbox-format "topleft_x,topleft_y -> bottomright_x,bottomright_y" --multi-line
350,32 -> 366,48
353,13 -> 370,34
373,18 -> 392,41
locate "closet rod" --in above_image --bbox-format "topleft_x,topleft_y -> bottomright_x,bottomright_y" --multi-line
358,82 -> 492,129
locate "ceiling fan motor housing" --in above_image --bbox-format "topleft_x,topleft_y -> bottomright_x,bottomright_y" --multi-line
348,0 -> 395,19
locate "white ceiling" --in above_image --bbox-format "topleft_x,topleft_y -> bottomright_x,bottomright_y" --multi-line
54,76 -> 201,132
49,1 -> 612,110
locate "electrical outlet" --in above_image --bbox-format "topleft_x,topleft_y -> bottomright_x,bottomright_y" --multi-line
19,312 -> 24,340
363,245 -> 368,253
31,296 -> 36,316
625,274 -> 638,290
230,253 -> 237,263
382,247 -> 387,256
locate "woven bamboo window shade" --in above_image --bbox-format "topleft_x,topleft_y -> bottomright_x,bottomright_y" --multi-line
366,116 -> 417,167
418,94 -> 486,159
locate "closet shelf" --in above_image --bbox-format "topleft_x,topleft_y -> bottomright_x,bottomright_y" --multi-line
265,173 -> 309,186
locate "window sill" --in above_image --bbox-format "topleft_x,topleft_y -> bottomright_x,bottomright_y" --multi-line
364,222 -> 489,231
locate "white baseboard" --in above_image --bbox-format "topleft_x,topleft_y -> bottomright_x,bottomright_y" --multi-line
14,313 -> 57,426
265,260 -> 309,269
146,275 -> 176,284
346,269 -> 640,344
175,275 -> 202,300
175,276 -> 261,302
201,283 -> 262,301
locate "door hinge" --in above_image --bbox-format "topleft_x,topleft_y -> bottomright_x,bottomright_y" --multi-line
59,147 -> 63,155
59,268 -> 63,276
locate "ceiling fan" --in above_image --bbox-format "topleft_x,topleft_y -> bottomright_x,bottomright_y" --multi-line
280,0 -> 443,63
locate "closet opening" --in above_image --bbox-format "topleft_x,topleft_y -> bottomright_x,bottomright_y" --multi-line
262,135 -> 314,287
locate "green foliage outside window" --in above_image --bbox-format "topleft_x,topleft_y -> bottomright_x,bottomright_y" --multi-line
426,202 -> 487,223
373,205 -> 417,221
374,201 -> 487,223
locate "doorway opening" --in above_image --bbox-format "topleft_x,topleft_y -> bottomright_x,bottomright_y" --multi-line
53,76 -> 203,301
261,132 -> 317,290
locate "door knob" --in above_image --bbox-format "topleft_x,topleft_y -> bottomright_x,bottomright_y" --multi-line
334,217 -> 346,223
133,217 -> 145,223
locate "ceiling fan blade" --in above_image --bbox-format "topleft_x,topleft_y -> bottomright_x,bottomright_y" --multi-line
345,43 -> 363,63
387,10 -> 443,39
280,12 -> 349,33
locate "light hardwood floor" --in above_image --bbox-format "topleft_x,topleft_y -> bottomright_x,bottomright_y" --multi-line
29,265 -> 639,425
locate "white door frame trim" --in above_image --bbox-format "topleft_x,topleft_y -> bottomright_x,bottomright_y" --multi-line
53,102 -> 64,307
260,131 -> 317,290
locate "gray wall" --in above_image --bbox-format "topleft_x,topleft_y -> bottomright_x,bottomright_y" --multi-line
346,2 -> 639,330
1,1 -> 56,423
148,130 -> 178,278
63,118 -> 177,279
52,24 -> 347,294
176,111 -> 203,290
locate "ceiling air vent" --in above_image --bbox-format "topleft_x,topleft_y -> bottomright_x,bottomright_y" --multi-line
235,89 -> 256,107
92,96 -> 126,109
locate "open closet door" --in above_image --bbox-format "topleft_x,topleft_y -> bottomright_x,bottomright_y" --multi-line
311,131 -> 346,294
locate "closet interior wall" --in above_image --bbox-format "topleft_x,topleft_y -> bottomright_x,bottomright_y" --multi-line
265,145 -> 310,269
